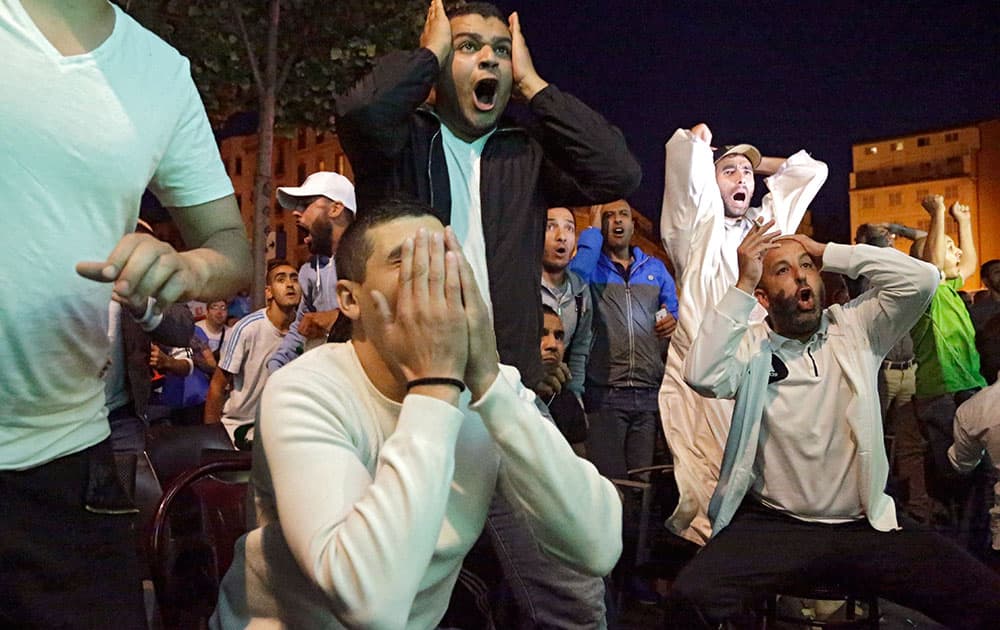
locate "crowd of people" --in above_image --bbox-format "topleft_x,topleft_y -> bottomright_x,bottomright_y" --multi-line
2,0 -> 999,629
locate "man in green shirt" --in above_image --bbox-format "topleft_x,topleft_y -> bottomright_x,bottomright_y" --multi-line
910,194 -> 986,515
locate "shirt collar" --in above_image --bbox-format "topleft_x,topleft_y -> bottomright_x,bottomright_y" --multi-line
767,312 -> 830,349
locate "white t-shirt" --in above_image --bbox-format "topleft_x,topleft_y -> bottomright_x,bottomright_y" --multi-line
218,309 -> 285,443
0,1 -> 234,469
439,125 -> 494,314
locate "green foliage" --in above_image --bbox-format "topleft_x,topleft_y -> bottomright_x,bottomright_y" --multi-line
119,0 -> 425,130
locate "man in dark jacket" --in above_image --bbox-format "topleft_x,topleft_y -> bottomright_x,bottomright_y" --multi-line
336,1 -> 641,626
336,0 -> 640,390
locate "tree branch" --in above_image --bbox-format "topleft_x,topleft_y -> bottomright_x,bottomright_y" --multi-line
276,49 -> 298,95
233,3 -> 263,94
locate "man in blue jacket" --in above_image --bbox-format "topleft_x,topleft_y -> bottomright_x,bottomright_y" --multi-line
571,199 -> 678,480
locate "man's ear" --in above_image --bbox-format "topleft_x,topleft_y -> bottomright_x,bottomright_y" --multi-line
336,279 -> 361,322
754,286 -> 770,311
264,285 -> 274,303
329,201 -> 346,220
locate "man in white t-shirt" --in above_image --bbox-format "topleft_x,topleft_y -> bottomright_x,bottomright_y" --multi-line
0,1 -> 250,626
205,260 -> 300,449
212,200 -> 621,629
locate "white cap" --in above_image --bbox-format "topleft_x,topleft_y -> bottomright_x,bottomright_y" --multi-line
276,171 -> 356,214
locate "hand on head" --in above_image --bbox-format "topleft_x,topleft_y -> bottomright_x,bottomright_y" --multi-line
420,0 -> 452,64
507,12 -> 547,101
77,232 -> 198,314
735,219 -> 781,294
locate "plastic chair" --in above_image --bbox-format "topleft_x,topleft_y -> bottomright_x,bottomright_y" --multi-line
148,454 -> 252,629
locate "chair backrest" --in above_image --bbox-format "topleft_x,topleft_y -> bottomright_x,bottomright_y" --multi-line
148,454 -> 252,629
145,423 -> 235,488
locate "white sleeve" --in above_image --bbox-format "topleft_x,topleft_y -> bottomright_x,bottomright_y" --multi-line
948,403 -> 985,474
821,243 -> 939,357
760,150 -> 828,235
683,286 -> 758,400
471,366 -> 623,576
660,128 -> 724,280
260,369 -> 464,629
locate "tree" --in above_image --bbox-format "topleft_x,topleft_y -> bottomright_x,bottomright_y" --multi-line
121,0 -> 425,307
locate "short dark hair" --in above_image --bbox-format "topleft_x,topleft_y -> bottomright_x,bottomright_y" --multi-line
982,259 -> 1000,283
446,2 -> 505,22
266,258 -> 294,284
335,198 -> 439,283
541,304 -> 560,319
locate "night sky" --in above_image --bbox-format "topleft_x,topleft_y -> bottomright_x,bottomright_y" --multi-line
493,0 -> 999,243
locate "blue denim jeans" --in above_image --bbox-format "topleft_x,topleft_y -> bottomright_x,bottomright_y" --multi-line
485,492 -> 608,629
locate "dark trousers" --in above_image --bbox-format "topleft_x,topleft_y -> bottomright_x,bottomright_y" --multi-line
0,438 -> 146,629
584,386 -> 659,480
664,500 -> 1000,629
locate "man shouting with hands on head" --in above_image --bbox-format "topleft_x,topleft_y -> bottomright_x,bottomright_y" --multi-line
212,200 -> 621,630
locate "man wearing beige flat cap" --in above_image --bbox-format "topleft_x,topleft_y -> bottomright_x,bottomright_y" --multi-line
658,124 -> 829,545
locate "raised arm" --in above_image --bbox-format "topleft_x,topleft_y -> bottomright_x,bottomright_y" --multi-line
952,201 -> 978,281
920,194 -> 948,269
760,150 -> 828,235
659,125 -> 721,277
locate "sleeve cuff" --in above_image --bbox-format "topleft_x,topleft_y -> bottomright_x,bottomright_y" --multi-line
468,369 -> 517,421
132,298 -> 163,332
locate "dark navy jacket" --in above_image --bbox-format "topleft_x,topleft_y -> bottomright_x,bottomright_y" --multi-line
571,227 -> 678,389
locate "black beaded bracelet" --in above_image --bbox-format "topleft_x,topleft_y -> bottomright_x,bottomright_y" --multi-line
406,377 -> 466,392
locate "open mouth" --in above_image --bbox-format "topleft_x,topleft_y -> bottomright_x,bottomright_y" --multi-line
733,191 -> 747,203
797,287 -> 814,309
554,246 -> 568,256
473,78 -> 499,111
612,227 -> 626,237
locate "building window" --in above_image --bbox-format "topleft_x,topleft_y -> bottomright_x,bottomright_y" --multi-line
317,158 -> 326,171
916,188 -> 929,201
274,201 -> 283,217
891,142 -> 903,151
865,145 -> 878,155
297,162 -> 306,183
888,192 -> 902,206
297,128 -> 307,150
315,131 -> 326,144
945,185 -> 958,199
944,132 -> 959,143
276,147 -> 285,176
235,157 -> 242,175
860,194 -> 875,209
917,137 -> 930,147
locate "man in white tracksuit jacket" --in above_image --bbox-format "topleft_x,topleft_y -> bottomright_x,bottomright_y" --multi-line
658,123 -> 828,543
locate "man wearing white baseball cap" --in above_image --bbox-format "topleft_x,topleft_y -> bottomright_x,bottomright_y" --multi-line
268,171 -> 356,372
658,124 -> 829,545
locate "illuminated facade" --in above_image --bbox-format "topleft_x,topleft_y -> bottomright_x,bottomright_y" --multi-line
849,119 -> 1000,290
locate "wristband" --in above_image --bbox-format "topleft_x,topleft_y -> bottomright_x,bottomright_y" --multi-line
406,377 -> 466,393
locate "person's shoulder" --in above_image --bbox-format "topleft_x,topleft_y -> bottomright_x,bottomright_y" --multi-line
268,343 -> 358,391
115,5 -> 186,64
